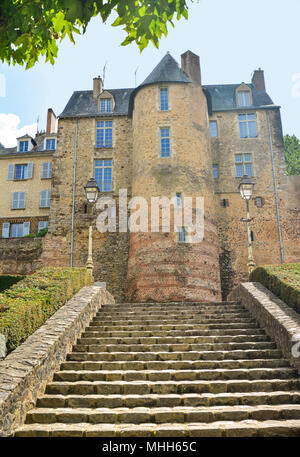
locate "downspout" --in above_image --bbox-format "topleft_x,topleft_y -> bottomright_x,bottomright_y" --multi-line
266,110 -> 284,263
70,118 -> 78,267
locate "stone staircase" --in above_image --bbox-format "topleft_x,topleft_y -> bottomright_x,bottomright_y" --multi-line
15,301 -> 300,437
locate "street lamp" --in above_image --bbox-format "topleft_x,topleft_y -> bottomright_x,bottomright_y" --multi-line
239,175 -> 255,275
84,178 -> 99,274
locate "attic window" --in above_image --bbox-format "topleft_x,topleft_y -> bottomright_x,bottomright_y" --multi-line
100,99 -> 112,113
19,140 -> 29,152
237,91 -> 251,107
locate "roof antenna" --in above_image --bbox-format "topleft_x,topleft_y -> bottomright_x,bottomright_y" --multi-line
134,66 -> 139,87
36,115 -> 39,134
102,61 -> 108,88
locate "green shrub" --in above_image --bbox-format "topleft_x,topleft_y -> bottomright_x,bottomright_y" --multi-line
0,275 -> 24,293
0,267 -> 93,352
249,263 -> 300,314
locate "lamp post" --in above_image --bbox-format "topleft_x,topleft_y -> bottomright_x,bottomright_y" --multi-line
239,175 -> 255,276
84,178 -> 99,275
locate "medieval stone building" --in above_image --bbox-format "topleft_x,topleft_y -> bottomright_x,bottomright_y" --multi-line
32,51 -> 299,301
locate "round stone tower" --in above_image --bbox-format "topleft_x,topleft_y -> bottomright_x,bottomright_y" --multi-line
126,51 -> 221,302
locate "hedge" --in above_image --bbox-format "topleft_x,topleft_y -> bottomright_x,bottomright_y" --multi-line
0,275 -> 24,293
0,267 -> 93,352
249,263 -> 300,314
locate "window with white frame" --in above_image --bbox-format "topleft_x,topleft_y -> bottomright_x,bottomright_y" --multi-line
7,163 -> 33,181
15,164 -> 28,180
94,159 -> 113,192
160,127 -> 170,157
12,192 -> 26,209
2,222 -> 30,238
45,138 -> 56,150
96,121 -> 113,148
19,140 -> 29,152
237,91 -> 251,107
160,88 -> 169,111
177,226 -> 188,243
40,190 -> 51,208
209,121 -> 218,138
38,221 -> 49,232
238,113 -> 257,138
41,162 -> 52,179
235,153 -> 253,177
100,99 -> 112,113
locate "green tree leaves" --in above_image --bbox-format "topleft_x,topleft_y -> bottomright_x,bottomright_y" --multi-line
0,0 -> 188,68
284,134 -> 300,175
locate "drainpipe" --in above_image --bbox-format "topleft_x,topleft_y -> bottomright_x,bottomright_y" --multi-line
266,110 -> 284,263
70,118 -> 78,267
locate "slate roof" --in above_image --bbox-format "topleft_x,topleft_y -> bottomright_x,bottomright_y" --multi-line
60,88 -> 135,119
59,53 -> 277,119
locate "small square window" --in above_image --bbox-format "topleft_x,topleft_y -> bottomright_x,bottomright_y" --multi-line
100,99 -> 112,113
212,164 -> 219,178
255,197 -> 263,208
19,141 -> 28,152
238,91 -> 251,106
46,139 -> 56,150
209,121 -> 218,138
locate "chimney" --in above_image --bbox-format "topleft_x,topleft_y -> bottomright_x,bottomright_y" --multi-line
46,108 -> 57,134
93,76 -> 103,98
181,50 -> 201,85
252,68 -> 265,91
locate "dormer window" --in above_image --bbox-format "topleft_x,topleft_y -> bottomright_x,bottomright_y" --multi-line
100,99 -> 112,113
45,138 -> 56,150
238,91 -> 251,107
19,140 -> 29,152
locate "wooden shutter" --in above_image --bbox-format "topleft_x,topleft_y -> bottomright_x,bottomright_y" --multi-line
2,222 -> 10,238
7,164 -> 15,180
27,162 -> 33,179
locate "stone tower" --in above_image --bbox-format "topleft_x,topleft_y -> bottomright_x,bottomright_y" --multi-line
126,51 -> 222,302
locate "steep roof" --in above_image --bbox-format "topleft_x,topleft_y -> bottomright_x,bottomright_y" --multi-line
60,88 -> 134,119
140,53 -> 190,87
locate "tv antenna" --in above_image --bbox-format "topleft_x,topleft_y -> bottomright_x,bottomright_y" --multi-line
134,66 -> 139,87
102,61 -> 108,87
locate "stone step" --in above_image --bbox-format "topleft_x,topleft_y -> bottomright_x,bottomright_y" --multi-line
15,419 -> 300,437
60,358 -> 289,372
53,368 -> 297,383
67,349 -> 283,362
77,335 -> 270,346
37,391 -> 300,409
25,404 -> 300,426
82,328 -> 266,337
96,310 -> 250,318
45,379 -> 300,396
93,316 -> 256,324
88,322 -> 260,331
89,320 -> 259,328
97,306 -> 248,314
101,301 -> 239,308
73,341 -> 277,353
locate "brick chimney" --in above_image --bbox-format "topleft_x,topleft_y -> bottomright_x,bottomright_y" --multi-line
46,108 -> 57,134
252,68 -> 265,91
181,50 -> 201,85
93,76 -> 103,98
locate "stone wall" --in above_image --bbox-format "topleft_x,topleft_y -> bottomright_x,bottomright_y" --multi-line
228,282 -> 300,375
0,285 -> 115,437
0,237 -> 44,275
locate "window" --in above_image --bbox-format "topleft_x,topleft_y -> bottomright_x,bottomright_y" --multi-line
210,121 -> 218,138
221,199 -> 229,208
38,221 -> 49,232
41,162 -> 52,179
40,190 -> 51,208
46,139 -> 56,151
160,88 -> 168,111
96,121 -> 113,148
100,99 -> 112,113
94,160 -> 113,192
237,91 -> 251,107
176,193 -> 182,207
178,226 -> 188,243
11,224 -> 24,238
12,192 -> 26,209
19,141 -> 28,152
239,113 -> 257,138
160,127 -> 170,157
15,164 -> 27,180
235,153 -> 253,177
2,222 -> 30,238
255,196 -> 263,208
212,164 -> 219,178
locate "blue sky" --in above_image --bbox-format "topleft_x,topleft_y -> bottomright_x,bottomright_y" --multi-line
1,0 -> 300,146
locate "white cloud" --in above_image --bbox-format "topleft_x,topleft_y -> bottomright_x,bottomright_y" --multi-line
0,113 -> 37,147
